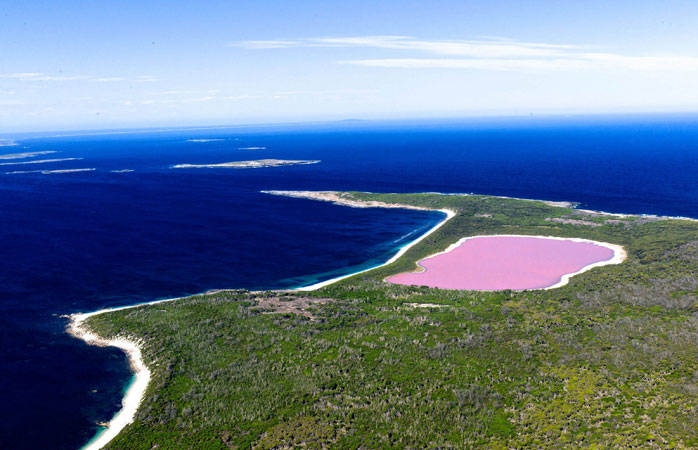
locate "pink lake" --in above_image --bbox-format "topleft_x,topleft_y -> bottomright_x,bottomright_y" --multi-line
386,235 -> 618,291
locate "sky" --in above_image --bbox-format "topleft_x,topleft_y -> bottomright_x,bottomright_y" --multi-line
2,0 -> 698,132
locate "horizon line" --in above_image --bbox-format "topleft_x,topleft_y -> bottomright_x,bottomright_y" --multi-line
3,110 -> 698,140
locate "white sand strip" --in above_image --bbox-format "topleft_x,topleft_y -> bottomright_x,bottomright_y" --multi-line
297,208 -> 455,291
66,195 -> 452,448
67,296 -> 183,450
64,192 -> 636,449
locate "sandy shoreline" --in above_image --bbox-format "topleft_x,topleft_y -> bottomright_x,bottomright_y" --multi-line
67,297 -> 182,450
66,190 -> 673,449
263,190 -> 698,222
298,208 -> 455,291
66,192 -> 454,449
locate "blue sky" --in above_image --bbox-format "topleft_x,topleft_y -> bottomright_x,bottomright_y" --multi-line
2,0 -> 698,132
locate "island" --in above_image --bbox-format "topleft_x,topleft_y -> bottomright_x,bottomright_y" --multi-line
70,191 -> 698,449
171,159 -> 320,169
7,168 -> 96,175
0,150 -> 57,159
0,157 -> 83,166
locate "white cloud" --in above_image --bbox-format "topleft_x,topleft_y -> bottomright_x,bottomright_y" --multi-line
0,72 -> 45,79
140,96 -> 215,105
312,36 -> 577,58
0,73 -> 153,82
235,36 -> 578,58
135,75 -> 159,83
234,36 -> 698,73
341,54 -> 698,72
0,72 -> 88,81
90,77 -> 126,82
233,39 -> 302,49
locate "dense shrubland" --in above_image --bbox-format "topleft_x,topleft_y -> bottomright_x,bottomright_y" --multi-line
85,193 -> 698,449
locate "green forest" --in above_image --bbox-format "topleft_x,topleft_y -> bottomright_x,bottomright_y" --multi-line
84,192 -> 698,449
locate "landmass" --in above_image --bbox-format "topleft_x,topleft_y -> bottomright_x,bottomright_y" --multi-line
71,191 -> 698,449
6,168 -> 95,175
0,157 -> 83,166
0,139 -> 19,147
262,190 -> 437,211
0,150 -> 57,159
171,159 -> 320,169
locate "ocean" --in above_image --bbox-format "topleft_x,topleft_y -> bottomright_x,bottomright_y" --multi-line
1,115 -> 697,449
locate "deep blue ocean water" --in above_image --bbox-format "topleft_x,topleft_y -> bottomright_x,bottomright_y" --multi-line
1,115 -> 697,449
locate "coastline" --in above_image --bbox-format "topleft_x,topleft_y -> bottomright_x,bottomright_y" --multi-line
261,190 -> 440,212
66,197 -> 452,450
67,205 -> 455,450
66,190 -> 671,449
67,297 -> 183,450
297,208 -> 455,291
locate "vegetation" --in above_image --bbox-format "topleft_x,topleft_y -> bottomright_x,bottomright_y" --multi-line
84,192 -> 698,449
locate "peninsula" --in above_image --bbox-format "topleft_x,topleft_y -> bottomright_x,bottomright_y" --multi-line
171,159 -> 320,169
71,191 -> 698,449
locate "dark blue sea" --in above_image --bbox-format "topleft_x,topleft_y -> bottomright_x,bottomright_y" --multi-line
1,115 -> 697,449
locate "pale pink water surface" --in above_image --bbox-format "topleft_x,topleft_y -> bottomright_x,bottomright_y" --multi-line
386,236 -> 615,290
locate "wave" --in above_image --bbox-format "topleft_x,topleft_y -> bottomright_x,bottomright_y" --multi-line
186,139 -> 225,143
392,228 -> 420,243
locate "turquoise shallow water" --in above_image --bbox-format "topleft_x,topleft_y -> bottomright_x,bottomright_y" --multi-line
1,115 -> 697,449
